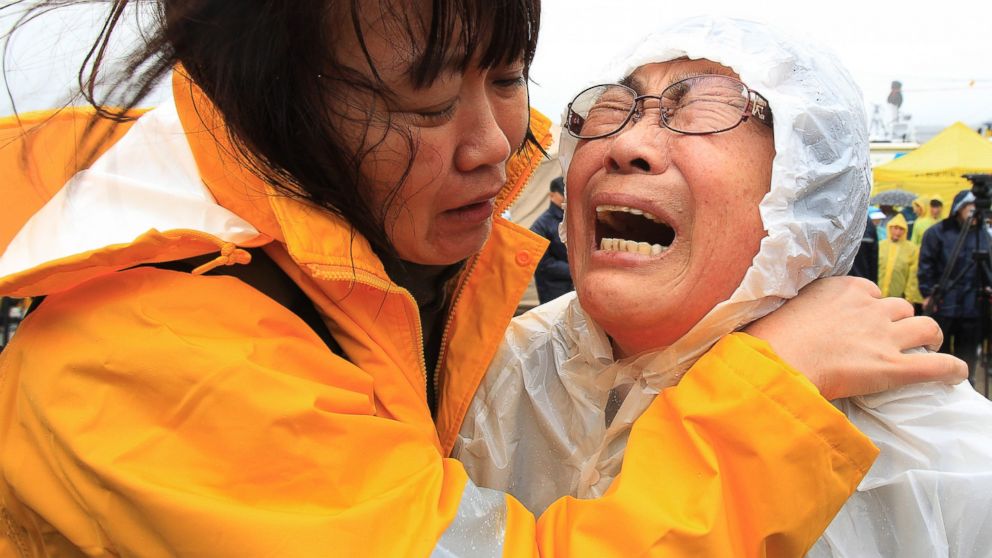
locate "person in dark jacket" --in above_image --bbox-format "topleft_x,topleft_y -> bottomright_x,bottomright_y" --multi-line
918,189 -> 983,381
530,177 -> 574,304
848,214 -> 879,282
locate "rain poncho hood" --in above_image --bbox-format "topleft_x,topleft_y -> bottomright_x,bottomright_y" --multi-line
886,213 -> 909,236
952,189 -> 976,216
458,16 -> 992,558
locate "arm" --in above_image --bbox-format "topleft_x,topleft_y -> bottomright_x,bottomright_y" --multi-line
535,249 -> 571,282
744,276 -> 965,399
0,270 -> 922,557
534,333 -> 877,557
916,227 -> 942,298
531,214 -> 572,284
907,246 -> 923,304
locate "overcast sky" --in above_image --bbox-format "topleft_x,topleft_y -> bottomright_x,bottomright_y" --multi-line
3,0 -> 990,130
531,0 -> 992,129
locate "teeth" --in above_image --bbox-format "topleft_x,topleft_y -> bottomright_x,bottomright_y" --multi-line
595,205 -> 663,223
599,237 -> 669,255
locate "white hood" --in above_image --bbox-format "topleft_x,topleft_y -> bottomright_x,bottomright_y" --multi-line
558,16 -> 871,387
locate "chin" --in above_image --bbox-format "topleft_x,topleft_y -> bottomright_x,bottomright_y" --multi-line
577,275 -> 696,357
412,231 -> 492,266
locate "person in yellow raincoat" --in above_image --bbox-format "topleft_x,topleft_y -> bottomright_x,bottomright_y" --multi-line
910,196 -> 943,246
0,3 -> 964,557
878,213 -> 923,302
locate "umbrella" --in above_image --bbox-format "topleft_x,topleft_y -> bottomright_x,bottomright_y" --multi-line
870,189 -> 918,207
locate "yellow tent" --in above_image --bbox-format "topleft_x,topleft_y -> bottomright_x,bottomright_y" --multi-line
873,122 -> 992,210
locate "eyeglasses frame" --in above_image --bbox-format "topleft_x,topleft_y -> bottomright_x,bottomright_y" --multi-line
565,75 -> 774,140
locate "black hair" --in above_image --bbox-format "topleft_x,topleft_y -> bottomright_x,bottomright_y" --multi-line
3,0 -> 543,265
549,176 -> 564,195
930,199 -> 944,207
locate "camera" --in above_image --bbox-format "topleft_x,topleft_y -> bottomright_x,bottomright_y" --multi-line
963,173 -> 992,214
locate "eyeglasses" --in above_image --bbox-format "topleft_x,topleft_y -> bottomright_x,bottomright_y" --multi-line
564,74 -> 773,139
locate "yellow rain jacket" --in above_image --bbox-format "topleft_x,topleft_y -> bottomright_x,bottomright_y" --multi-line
909,196 -> 939,247
879,214 -> 923,302
0,70 -> 875,558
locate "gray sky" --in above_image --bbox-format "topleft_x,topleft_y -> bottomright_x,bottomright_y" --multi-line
531,0 -> 992,129
3,1 -> 991,130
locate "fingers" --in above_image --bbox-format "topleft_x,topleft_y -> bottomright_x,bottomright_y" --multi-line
891,315 -> 944,352
846,275 -> 883,298
894,351 -> 969,385
880,296 -> 915,321
804,275 -> 882,299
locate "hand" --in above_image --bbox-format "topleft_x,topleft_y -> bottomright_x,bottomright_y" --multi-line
743,276 -> 967,400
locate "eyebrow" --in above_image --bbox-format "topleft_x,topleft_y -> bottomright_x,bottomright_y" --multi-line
670,66 -> 737,83
620,64 -> 739,93
405,44 -> 472,90
619,74 -> 646,94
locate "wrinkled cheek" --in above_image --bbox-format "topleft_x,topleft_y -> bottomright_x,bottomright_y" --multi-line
502,100 -> 530,152
564,205 -> 580,259
563,143 -> 606,268
361,127 -> 440,222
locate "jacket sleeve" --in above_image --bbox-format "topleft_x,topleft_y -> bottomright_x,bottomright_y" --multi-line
906,246 -> 923,303
2,270 -> 875,558
917,227 -> 941,297
530,333 -> 877,557
535,250 -> 571,282
528,213 -> 554,242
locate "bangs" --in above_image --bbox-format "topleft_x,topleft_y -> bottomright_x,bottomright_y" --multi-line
408,0 -> 541,88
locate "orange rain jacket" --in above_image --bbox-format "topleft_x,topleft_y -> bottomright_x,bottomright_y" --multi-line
0,71 -> 877,557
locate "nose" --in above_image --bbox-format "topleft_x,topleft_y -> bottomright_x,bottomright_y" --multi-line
454,93 -> 512,173
603,111 -> 672,175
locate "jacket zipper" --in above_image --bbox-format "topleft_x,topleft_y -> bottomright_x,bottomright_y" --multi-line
306,265 -> 429,399
430,252 -> 483,409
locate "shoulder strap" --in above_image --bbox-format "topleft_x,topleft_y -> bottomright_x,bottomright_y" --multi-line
26,248 -> 345,358
154,247 -> 345,357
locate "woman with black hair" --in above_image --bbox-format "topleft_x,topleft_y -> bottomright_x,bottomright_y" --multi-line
0,1 -> 964,556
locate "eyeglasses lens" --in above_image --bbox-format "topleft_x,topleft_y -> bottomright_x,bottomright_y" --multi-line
566,75 -> 751,138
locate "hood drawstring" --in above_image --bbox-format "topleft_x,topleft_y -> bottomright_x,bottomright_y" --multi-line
192,242 -> 252,275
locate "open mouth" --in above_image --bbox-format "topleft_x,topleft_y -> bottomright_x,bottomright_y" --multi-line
595,205 -> 676,255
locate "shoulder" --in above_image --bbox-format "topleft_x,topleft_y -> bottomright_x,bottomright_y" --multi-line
491,295 -> 575,366
530,208 -> 555,228
35,266 -> 301,336
16,267 -> 361,391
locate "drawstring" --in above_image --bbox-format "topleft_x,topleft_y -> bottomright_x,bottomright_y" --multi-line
191,242 -> 252,275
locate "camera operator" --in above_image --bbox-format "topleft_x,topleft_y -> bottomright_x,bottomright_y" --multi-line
919,190 -> 982,383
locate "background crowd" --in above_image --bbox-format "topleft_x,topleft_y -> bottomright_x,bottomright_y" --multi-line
851,189 -> 987,388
